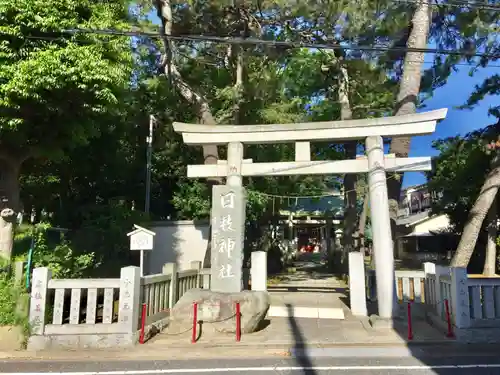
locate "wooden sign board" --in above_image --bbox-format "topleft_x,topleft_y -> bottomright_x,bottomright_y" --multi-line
127,225 -> 156,251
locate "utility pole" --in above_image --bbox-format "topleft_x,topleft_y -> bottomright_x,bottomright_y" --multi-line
145,115 -> 155,214
142,115 -> 155,277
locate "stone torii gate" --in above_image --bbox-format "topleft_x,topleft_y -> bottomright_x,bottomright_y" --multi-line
173,108 -> 447,322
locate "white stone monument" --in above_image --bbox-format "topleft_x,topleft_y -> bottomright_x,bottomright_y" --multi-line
173,108 -> 447,323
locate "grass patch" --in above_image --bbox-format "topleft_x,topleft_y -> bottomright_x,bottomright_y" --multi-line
267,275 -> 288,285
0,273 -> 30,346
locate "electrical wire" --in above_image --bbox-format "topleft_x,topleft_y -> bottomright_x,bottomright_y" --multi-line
59,28 -> 500,59
16,35 -> 500,69
393,0 -> 500,11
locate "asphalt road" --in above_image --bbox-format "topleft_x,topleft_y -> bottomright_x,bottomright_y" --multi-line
2,350 -> 500,375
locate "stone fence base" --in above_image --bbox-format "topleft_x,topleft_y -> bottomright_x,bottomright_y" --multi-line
27,315 -> 172,351
426,312 -> 500,344
27,332 -> 137,350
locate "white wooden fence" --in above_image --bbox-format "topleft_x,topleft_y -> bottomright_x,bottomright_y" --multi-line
366,263 -> 500,338
27,261 -> 211,349
140,262 -> 211,326
424,263 -> 500,330
366,269 -> 426,303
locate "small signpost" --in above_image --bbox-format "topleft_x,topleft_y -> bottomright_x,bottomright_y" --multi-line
127,224 -> 156,277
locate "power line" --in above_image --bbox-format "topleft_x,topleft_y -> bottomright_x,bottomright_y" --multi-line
16,35 -> 500,68
62,28 -> 500,59
392,0 -> 500,11
440,0 -> 500,10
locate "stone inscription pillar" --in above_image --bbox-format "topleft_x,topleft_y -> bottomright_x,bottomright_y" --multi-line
210,185 -> 246,293
365,135 -> 396,320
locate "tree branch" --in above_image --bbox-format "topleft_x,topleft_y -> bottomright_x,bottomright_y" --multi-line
154,0 -> 220,172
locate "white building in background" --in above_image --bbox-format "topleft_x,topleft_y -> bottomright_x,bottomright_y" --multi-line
146,220 -> 209,274
395,183 -> 455,265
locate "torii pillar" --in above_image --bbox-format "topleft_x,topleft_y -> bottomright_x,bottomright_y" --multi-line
366,136 -> 398,323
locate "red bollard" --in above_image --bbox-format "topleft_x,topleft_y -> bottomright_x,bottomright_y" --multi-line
407,302 -> 413,340
235,302 -> 241,342
192,302 -> 198,343
444,299 -> 455,338
139,303 -> 147,344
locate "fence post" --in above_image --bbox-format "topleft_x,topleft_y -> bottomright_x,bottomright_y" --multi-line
118,266 -> 141,333
243,267 -> 250,290
251,251 -> 267,291
191,261 -> 202,288
348,252 -> 368,316
29,267 -> 51,335
424,262 -> 448,317
366,269 -> 376,301
201,269 -> 211,289
163,262 -> 178,308
13,261 -> 25,286
450,267 -> 471,329
435,264 -> 449,317
423,262 -> 436,310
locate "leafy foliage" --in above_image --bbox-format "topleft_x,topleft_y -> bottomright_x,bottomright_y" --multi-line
428,121 -> 500,232
427,121 -> 500,271
0,0 -> 133,159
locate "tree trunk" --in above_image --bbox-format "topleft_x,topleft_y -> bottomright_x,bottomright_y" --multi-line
483,195 -> 497,275
155,0 -> 220,169
155,0 -> 220,268
232,44 -> 244,125
451,157 -> 500,268
387,0 -> 431,213
357,193 -> 369,252
337,63 -> 357,272
0,158 -> 21,263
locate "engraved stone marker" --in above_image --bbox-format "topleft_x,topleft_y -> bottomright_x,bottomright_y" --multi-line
29,267 -> 51,335
210,185 -> 246,293
118,266 -> 141,333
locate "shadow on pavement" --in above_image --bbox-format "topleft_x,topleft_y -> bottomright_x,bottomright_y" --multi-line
286,303 -> 317,375
371,295 -> 500,373
268,285 -> 347,294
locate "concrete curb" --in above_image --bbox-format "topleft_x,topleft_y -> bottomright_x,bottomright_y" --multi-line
0,341 -> 481,361
0,347 -> 289,361
2,342 -> 499,362
148,339 -> 456,348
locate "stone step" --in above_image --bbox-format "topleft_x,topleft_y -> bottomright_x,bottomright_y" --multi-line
267,306 -> 345,320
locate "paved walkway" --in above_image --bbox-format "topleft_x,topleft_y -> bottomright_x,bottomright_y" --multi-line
151,253 -> 449,347
266,252 -> 347,319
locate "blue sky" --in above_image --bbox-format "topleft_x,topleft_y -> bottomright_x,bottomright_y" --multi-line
403,66 -> 499,187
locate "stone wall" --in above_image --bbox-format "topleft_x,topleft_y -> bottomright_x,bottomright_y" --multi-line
148,220 -> 209,274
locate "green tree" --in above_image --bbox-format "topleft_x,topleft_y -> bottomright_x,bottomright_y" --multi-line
0,0 -> 134,261
428,120 -> 500,273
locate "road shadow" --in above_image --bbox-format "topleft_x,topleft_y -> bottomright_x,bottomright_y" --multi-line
268,286 -> 347,294
286,303 -> 317,375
